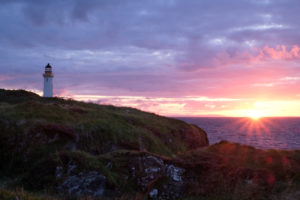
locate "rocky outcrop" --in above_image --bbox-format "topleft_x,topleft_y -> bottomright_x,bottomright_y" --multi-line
129,155 -> 186,200
56,161 -> 106,198
50,153 -> 188,199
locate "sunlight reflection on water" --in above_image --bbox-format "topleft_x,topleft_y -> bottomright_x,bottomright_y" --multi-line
179,117 -> 300,150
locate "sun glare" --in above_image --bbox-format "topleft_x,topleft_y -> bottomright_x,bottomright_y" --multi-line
248,110 -> 263,120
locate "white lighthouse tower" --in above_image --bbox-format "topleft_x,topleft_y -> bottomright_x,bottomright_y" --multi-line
43,63 -> 54,97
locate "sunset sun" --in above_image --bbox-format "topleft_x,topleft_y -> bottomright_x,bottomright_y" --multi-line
248,110 -> 263,120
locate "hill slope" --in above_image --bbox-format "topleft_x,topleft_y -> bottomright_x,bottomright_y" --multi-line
0,89 -> 209,198
0,88 -> 208,157
1,89 -> 299,200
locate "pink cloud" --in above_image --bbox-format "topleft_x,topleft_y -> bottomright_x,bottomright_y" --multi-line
55,89 -> 75,98
262,45 -> 300,60
213,45 -> 300,68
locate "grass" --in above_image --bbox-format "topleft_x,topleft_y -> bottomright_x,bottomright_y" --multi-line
0,89 -> 208,178
0,89 -> 208,158
178,141 -> 300,200
1,89 -> 300,199
0,89 -> 208,199
2,142 -> 300,200
0,187 -> 59,200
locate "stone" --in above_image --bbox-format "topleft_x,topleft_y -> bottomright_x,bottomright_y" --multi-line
58,171 -> 106,198
55,166 -> 64,179
130,155 -> 186,199
57,162 -> 107,198
166,165 -> 185,182
135,155 -> 165,192
149,188 -> 158,199
66,161 -> 77,175
16,120 -> 26,126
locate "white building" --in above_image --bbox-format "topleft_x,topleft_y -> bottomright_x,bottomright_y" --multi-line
43,63 -> 54,97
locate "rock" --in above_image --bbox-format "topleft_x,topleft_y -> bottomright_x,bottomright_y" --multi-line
166,165 -> 185,182
149,188 -> 158,199
134,155 -> 165,192
130,155 -> 186,199
66,161 -> 77,175
16,119 -> 26,126
105,161 -> 113,169
55,166 -> 63,179
58,171 -> 106,198
56,162 -> 107,198
158,164 -> 186,200
47,134 -> 59,143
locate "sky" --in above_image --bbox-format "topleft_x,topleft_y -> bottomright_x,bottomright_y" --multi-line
1,0 -> 300,117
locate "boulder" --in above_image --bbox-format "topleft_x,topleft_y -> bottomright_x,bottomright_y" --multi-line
56,161 -> 106,198
130,155 -> 186,200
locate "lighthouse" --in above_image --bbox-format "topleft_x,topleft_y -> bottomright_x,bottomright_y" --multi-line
43,63 -> 54,97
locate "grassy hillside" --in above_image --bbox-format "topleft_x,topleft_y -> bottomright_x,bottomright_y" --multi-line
1,89 -> 299,200
0,89 -> 208,190
0,89 -> 208,157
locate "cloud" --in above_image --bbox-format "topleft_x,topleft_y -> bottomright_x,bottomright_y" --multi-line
1,0 -> 300,115
262,45 -> 300,59
64,94 -> 243,116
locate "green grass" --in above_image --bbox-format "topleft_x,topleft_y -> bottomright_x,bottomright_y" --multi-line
0,89 -> 208,159
0,89 -> 208,178
0,187 -> 59,200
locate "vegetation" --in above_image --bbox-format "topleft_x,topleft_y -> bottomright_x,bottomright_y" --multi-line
0,89 -> 207,199
0,89 -> 299,200
179,141 -> 300,200
0,187 -> 58,200
0,89 -> 207,175
0,89 -> 207,157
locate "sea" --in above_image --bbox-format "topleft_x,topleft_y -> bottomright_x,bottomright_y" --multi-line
179,117 -> 300,150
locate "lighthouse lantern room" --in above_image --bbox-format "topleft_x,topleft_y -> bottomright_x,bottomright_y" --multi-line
43,63 -> 54,97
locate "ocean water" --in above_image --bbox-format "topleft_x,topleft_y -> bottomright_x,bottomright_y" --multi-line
179,117 -> 300,150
